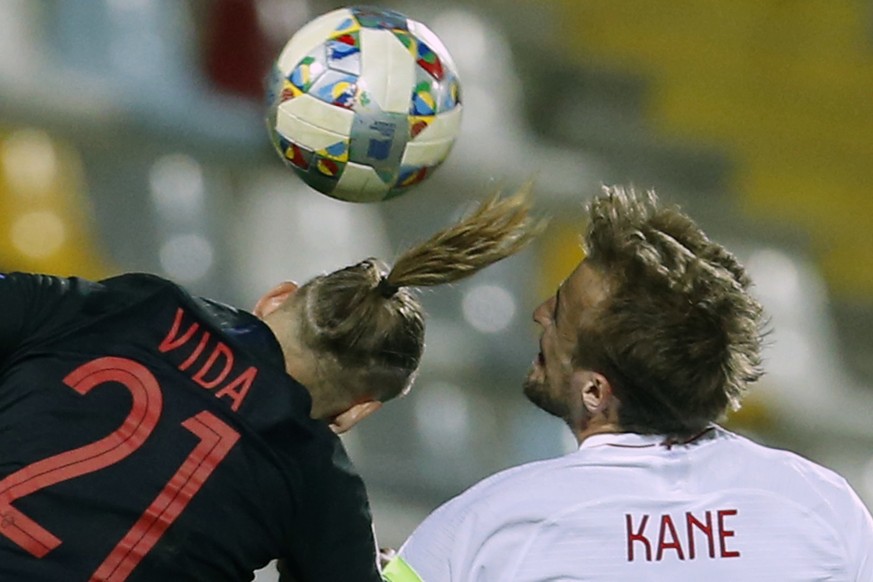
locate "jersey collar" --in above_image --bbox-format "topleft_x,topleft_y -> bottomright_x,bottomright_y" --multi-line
578,426 -> 720,450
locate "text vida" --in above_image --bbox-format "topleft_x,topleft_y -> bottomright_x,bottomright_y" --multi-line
158,308 -> 258,412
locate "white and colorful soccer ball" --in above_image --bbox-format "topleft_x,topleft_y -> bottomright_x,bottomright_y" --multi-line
265,6 -> 462,203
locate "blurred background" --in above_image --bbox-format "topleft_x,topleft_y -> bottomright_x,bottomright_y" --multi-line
2,0 -> 873,578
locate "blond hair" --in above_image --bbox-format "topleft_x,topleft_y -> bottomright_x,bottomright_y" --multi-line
290,184 -> 545,401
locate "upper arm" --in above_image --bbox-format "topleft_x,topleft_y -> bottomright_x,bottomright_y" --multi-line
400,479 -> 542,582
290,435 -> 382,581
398,514 -> 454,581
842,486 -> 873,580
399,496 -> 483,582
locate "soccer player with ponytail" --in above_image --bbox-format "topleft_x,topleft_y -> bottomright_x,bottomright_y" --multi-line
0,186 -> 543,582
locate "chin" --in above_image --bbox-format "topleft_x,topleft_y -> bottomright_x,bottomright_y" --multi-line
523,376 -> 569,420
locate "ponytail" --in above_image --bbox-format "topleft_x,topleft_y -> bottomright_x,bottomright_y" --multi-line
293,183 -> 546,400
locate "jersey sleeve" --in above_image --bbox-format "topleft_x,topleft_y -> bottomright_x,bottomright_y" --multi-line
0,273 -> 93,361
841,485 -> 873,580
286,434 -> 383,581
398,503 -> 459,581
398,493 -> 485,582
400,475 -> 544,582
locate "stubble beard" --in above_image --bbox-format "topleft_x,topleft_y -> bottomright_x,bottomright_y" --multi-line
523,366 -> 571,421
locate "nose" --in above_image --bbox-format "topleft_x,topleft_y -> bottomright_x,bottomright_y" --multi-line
532,296 -> 554,327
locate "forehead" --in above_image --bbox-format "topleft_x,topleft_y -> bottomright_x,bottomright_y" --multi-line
560,260 -> 610,312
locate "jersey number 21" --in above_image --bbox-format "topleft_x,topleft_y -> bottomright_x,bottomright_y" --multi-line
0,356 -> 241,581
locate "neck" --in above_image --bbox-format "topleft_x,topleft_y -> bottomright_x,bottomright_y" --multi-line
572,420 -> 624,446
261,312 -> 327,416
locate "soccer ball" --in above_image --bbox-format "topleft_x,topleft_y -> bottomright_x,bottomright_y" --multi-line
265,6 -> 463,203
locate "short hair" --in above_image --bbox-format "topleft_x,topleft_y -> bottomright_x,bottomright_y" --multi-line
576,185 -> 765,435
290,184 -> 545,402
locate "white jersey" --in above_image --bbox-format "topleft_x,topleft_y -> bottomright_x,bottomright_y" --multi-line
399,426 -> 873,581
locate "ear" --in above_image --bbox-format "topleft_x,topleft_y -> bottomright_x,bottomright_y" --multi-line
328,400 -> 383,434
253,281 -> 299,318
571,370 -> 613,414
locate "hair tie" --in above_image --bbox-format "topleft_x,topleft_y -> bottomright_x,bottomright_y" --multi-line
377,276 -> 400,298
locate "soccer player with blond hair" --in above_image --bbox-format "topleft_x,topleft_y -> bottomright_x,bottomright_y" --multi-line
0,187 -> 543,581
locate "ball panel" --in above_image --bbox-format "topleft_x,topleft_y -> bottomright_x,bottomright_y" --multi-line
277,94 -> 355,138
409,106 -> 462,143
410,72 -> 437,116
394,166 -> 431,189
350,6 -> 410,31
309,69 -> 360,109
315,157 -> 343,176
409,56 -> 461,116
288,53 -> 327,92
390,29 -> 419,59
326,32 -> 362,76
280,80 -> 307,102
277,108 -> 350,153
331,15 -> 361,36
293,157 -> 347,197
409,115 -> 433,138
275,137 -> 314,170
334,162 -> 392,202
277,8 -> 354,73
407,19 -> 458,74
400,137 -> 455,167
414,40 -> 445,81
315,140 -> 349,163
360,28 -> 416,114
384,163 -> 440,199
348,109 -> 409,181
436,73 -> 462,113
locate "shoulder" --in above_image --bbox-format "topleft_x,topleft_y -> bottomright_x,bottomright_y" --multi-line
96,272 -> 183,301
719,428 -> 850,489
709,428 -> 866,527
0,271 -> 103,299
410,453 -> 578,539
474,454 -> 574,497
0,273 -> 107,350
399,455 -> 580,581
72,273 -> 196,328
725,432 -> 873,568
0,271 -> 188,311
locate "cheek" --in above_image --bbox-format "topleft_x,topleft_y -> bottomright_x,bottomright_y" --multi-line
549,337 -> 575,370
544,348 -> 571,382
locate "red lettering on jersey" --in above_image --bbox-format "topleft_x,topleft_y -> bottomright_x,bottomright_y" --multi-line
178,331 -> 210,372
717,509 -> 740,558
192,342 -> 234,389
158,308 -> 199,353
656,514 -> 685,561
686,511 -> 715,559
157,307 -> 259,413
626,513 -> 652,561
214,366 -> 257,411
626,509 -> 740,562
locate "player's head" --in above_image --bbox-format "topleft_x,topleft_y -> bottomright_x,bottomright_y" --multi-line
259,185 -> 544,433
525,185 -> 765,437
